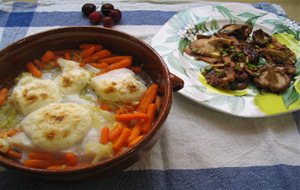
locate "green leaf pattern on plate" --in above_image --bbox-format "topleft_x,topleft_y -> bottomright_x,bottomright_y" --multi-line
238,12 -> 267,26
166,51 -> 188,77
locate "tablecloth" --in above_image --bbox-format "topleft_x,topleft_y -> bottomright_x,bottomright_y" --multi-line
1,0 -> 300,189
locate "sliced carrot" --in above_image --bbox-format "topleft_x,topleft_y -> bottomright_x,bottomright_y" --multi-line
90,62 -> 109,69
6,150 -> 22,160
115,113 -> 150,122
33,59 -> 44,69
0,88 -> 9,107
127,123 -> 142,143
6,128 -> 20,137
130,66 -> 142,74
83,49 -> 112,63
100,127 -> 109,144
79,62 -> 86,67
79,44 -> 103,51
26,62 -> 42,78
128,135 -> 144,148
100,102 -> 112,111
109,124 -> 125,143
96,58 -> 132,75
64,52 -> 71,60
23,159 -> 66,169
98,56 -> 133,64
113,128 -> 131,152
80,46 -> 96,58
28,152 -> 56,160
50,61 -> 60,68
41,50 -> 55,63
137,84 -> 159,113
141,103 -> 157,133
64,152 -> 77,166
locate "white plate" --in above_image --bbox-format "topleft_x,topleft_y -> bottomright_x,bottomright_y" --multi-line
151,4 -> 300,118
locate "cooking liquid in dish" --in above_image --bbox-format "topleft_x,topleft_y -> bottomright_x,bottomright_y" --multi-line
0,44 -> 160,170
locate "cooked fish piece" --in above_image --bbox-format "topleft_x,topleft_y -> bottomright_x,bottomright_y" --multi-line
90,68 -> 147,103
12,76 -> 62,115
20,103 -> 92,152
56,58 -> 91,95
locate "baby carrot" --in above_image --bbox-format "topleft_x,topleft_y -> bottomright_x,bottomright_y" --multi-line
0,88 -> 9,107
100,102 -> 113,111
100,127 -> 110,144
6,128 -> 20,137
33,59 -> 44,69
115,113 -> 150,122
113,128 -> 131,152
80,46 -> 96,58
109,125 -> 125,143
127,123 -> 142,143
23,159 -> 66,169
141,103 -> 157,134
83,49 -> 112,63
98,56 -> 133,64
64,152 -> 77,166
6,149 -> 22,160
128,135 -> 144,148
97,59 -> 132,75
64,52 -> 71,60
79,62 -> 86,67
26,62 -> 42,78
130,66 -> 142,74
79,44 -> 103,51
91,62 -> 109,69
137,84 -> 159,113
41,50 -> 55,63
28,152 -> 56,160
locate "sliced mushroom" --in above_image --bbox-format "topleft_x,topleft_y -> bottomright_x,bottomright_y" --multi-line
204,67 -> 236,89
218,24 -> 253,40
252,29 -> 272,47
196,56 -> 220,64
260,48 -> 296,65
254,65 -> 291,92
188,34 -> 233,56
243,43 -> 260,64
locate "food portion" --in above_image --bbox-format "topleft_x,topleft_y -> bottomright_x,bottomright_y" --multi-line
56,59 -> 91,95
90,68 -> 147,103
185,24 -> 297,93
21,103 -> 92,152
12,76 -> 62,115
0,44 -> 160,170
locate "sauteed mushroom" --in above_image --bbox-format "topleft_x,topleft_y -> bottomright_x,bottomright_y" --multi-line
218,24 -> 253,40
254,65 -> 291,92
188,34 -> 233,57
252,29 -> 272,47
185,24 -> 296,92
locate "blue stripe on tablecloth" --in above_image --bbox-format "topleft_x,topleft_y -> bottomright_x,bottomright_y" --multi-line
0,164 -> 299,190
0,12 -> 10,27
30,11 -> 176,26
0,2 -> 37,49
